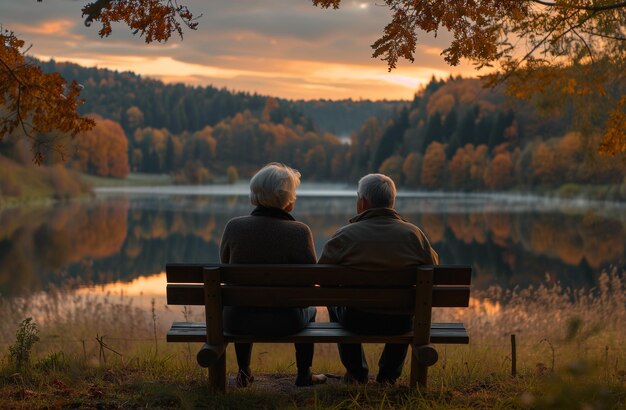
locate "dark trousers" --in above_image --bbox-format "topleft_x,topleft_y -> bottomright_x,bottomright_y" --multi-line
328,306 -> 412,383
223,306 -> 317,375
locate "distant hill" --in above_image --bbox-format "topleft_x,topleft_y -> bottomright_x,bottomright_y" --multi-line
38,59 -> 276,134
38,59 -> 406,137
292,99 -> 407,137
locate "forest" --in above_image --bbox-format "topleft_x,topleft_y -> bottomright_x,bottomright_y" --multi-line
0,59 -> 624,200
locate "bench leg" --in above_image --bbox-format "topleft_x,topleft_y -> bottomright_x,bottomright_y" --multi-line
208,349 -> 226,392
410,357 -> 428,388
409,345 -> 430,389
410,347 -> 418,388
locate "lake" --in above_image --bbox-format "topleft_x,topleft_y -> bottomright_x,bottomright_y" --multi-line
1,184 -> 625,301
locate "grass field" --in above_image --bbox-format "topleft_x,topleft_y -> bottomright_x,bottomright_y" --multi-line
0,271 -> 624,409
0,156 -> 91,206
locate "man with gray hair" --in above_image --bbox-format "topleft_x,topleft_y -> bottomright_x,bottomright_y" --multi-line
319,173 -> 438,385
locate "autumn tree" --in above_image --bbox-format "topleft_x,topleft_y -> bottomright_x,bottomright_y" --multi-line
314,0 -> 626,156
379,155 -> 405,185
72,116 -> 129,178
226,165 -> 239,184
448,145 -> 472,189
448,144 -> 488,190
531,142 -> 558,186
402,152 -> 422,187
421,141 -> 446,189
124,106 -> 144,130
484,151 -> 515,190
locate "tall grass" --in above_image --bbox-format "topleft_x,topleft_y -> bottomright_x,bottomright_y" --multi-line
0,271 -> 624,408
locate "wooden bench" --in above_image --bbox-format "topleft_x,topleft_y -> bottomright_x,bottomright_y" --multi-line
165,263 -> 471,391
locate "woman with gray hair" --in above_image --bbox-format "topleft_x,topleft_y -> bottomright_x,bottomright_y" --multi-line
220,163 -> 326,387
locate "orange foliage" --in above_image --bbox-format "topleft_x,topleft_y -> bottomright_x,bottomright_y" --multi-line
531,142 -> 558,186
262,97 -> 280,121
484,151 -> 515,190
448,144 -> 488,189
402,152 -> 422,188
426,79 -> 495,117
73,117 -> 129,178
448,146 -> 471,189
125,106 -> 144,129
555,132 -> 583,178
421,141 -> 446,189
82,0 -> 198,43
0,31 -> 94,163
599,95 -> 626,157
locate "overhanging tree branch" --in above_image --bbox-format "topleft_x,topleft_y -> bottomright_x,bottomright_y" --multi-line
530,0 -> 626,12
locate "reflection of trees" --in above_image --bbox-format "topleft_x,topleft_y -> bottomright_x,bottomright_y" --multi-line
420,213 -> 446,245
434,210 -> 625,288
447,214 -> 487,244
581,213 -> 624,269
0,199 -> 129,296
1,195 -> 624,297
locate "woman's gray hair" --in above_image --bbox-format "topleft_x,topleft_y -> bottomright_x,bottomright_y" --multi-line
250,163 -> 301,209
357,173 -> 396,208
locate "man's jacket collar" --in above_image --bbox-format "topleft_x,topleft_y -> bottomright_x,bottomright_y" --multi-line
349,208 -> 407,223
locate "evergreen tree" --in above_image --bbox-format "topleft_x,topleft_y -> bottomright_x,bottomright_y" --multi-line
372,107 -> 410,170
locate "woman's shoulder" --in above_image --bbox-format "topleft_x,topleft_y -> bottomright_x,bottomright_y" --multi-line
286,219 -> 313,235
268,218 -> 313,237
225,215 -> 311,233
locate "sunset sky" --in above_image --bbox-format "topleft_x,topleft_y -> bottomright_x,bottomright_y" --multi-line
2,0 -> 479,100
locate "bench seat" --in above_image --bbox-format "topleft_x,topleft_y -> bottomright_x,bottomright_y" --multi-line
167,321 -> 469,344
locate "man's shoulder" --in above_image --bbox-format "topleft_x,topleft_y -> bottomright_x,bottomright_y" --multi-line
330,222 -> 358,237
395,218 -> 426,235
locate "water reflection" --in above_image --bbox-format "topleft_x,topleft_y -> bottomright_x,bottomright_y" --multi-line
0,191 -> 624,298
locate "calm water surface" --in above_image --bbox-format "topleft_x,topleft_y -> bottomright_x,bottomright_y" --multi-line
1,184 -> 625,299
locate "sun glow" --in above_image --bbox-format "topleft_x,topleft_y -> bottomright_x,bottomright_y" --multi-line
34,52 -> 472,99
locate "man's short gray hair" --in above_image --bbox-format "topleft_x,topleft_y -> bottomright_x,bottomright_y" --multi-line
250,162 -> 301,209
357,173 -> 396,208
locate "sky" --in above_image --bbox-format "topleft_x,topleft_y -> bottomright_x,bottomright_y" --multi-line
2,0 -> 479,100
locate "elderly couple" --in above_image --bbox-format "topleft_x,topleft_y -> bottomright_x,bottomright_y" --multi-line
220,163 -> 439,387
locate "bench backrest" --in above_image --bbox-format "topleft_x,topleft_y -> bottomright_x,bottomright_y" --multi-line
166,264 -> 471,311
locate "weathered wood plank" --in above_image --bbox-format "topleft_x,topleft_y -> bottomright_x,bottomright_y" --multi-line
433,265 -> 471,286
431,286 -> 470,307
170,321 -> 467,330
166,322 -> 469,344
166,284 -> 470,308
166,264 -> 471,286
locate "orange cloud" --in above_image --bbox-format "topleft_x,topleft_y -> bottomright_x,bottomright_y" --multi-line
13,19 -> 78,37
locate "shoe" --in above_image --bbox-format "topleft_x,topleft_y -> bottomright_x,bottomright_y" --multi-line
342,372 -> 368,385
235,368 -> 254,388
295,370 -> 328,387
